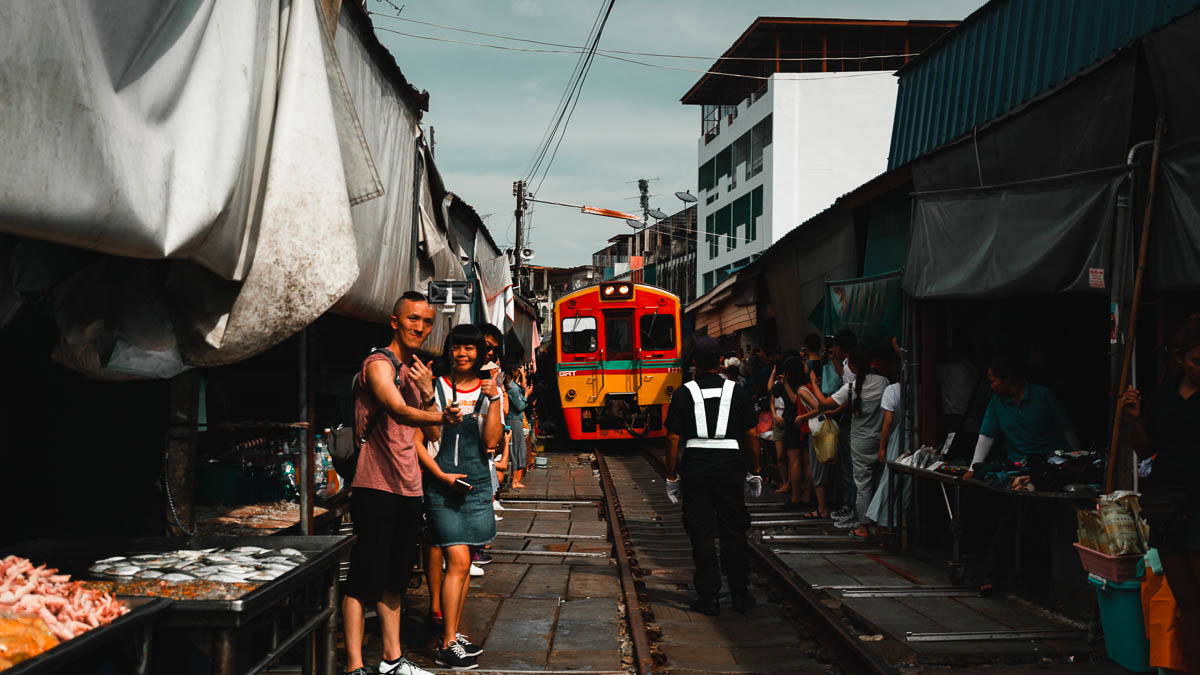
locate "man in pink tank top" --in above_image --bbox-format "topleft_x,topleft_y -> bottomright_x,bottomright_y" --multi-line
343,291 -> 463,675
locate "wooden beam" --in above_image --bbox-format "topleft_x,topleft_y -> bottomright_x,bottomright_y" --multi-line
321,0 -> 343,38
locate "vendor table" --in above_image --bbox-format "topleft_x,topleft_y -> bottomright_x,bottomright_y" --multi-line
3,596 -> 170,675
4,535 -> 354,675
886,461 -> 966,575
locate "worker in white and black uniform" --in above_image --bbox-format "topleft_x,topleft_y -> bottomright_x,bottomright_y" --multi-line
664,336 -> 762,616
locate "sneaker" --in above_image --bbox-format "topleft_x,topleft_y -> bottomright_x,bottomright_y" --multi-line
378,655 -> 434,674
831,507 -> 854,519
494,513 -> 503,522
472,551 -> 493,565
456,632 -> 483,657
687,596 -> 720,616
346,669 -> 371,675
435,640 -> 478,670
469,563 -> 485,577
731,591 -> 757,612
492,501 -> 505,511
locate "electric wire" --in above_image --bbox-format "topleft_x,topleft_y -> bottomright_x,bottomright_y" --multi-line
371,25 -> 901,82
367,11 -> 920,63
523,1 -> 608,184
529,0 -> 616,195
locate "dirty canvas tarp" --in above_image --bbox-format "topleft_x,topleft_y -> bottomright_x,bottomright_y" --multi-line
903,167 -> 1127,300
761,214 -> 857,342
0,0 -> 380,374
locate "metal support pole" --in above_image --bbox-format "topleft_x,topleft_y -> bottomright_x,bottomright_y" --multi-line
299,327 -> 314,535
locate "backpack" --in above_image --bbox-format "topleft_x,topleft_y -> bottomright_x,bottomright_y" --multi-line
331,348 -> 403,483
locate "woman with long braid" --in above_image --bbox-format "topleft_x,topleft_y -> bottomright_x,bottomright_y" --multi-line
820,348 -> 889,535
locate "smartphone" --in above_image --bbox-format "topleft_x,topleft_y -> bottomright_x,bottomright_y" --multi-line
453,478 -> 472,492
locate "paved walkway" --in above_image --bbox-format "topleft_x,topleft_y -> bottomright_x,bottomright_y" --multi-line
345,451 -> 625,673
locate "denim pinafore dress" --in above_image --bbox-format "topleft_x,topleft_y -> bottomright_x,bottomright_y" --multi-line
424,377 -> 497,547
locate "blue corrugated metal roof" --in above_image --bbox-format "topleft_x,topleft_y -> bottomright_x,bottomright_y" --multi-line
888,0 -> 1200,169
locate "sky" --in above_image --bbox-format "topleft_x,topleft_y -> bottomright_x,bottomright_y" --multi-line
365,0 -> 986,267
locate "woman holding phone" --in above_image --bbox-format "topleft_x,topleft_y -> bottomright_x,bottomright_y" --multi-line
422,324 -> 504,670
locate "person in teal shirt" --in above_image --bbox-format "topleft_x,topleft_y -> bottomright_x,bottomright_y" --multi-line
963,351 -> 1078,596
966,352 -> 1079,473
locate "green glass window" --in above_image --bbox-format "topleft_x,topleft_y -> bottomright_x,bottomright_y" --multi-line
716,205 -> 733,252
749,186 -> 764,242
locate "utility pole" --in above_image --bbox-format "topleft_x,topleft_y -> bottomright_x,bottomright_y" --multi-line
513,180 -> 526,292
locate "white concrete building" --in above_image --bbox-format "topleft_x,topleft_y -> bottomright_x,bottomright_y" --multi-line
682,18 -> 954,297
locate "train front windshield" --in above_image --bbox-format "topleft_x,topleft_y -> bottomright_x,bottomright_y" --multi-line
562,316 -> 597,353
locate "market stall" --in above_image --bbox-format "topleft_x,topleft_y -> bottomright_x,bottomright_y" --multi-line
2,535 -> 353,675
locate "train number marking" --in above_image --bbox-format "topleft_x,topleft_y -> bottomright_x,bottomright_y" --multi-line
559,371 -> 577,377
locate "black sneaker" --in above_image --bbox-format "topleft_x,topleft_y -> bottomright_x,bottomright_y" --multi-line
471,551 -> 493,565
435,640 -> 478,670
731,591 -> 757,612
688,596 -> 720,616
346,669 -> 370,675
456,632 -> 483,657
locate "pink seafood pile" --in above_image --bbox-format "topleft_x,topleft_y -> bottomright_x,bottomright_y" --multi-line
0,555 -> 128,642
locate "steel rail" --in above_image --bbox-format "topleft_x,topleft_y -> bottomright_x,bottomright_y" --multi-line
637,445 -> 897,675
594,451 -> 656,675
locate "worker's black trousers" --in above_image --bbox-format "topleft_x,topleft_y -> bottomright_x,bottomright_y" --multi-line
680,455 -> 750,600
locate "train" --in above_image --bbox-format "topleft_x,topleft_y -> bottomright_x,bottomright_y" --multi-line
547,281 -> 683,443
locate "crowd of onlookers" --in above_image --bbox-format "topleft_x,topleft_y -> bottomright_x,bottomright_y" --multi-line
721,330 -> 905,540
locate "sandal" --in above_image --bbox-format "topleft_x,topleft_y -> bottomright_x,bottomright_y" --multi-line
848,527 -> 871,540
801,510 -> 828,519
774,484 -> 791,494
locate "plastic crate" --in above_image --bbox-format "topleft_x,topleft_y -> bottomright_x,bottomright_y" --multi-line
1088,574 -> 1152,672
1074,542 -> 1142,583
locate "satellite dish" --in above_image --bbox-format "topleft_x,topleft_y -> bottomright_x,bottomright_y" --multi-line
649,208 -> 668,220
625,219 -> 644,229
675,190 -> 698,203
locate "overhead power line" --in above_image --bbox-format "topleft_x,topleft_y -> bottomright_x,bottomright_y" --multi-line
371,25 -> 899,82
367,11 -> 920,64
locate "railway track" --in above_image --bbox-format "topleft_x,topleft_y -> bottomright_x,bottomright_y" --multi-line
595,446 -> 896,675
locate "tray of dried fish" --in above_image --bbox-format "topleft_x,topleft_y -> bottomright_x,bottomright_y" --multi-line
88,545 -> 308,584
1,536 -> 353,629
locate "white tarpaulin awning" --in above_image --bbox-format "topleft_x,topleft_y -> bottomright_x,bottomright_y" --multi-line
0,0 -> 399,376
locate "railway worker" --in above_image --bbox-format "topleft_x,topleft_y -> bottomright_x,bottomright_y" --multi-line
344,291 -> 462,675
664,336 -> 763,616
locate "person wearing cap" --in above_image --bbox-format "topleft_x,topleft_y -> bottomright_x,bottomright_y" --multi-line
664,336 -> 762,616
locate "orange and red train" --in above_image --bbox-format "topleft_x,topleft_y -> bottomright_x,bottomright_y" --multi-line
549,281 -> 683,443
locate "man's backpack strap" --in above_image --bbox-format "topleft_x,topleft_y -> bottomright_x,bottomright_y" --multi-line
358,348 -> 403,448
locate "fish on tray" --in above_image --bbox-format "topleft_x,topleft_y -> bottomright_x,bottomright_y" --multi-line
88,547 -> 308,585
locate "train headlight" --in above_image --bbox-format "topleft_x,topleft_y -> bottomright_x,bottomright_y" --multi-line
565,389 -> 577,401
603,286 -> 614,296
618,285 -> 629,295
600,282 -> 633,300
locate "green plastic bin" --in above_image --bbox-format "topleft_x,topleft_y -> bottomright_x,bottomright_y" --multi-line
1088,573 -> 1151,672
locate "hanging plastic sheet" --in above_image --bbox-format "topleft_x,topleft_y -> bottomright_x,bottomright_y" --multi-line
761,214 -> 857,345
329,6 -> 423,323
903,166 -> 1127,300
1149,138 -> 1200,291
822,271 -> 903,349
0,0 -> 382,373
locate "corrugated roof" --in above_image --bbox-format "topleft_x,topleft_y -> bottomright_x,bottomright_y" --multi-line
888,0 -> 1200,168
680,17 -> 956,106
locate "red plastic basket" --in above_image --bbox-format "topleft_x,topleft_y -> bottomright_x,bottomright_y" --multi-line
1073,542 -> 1142,582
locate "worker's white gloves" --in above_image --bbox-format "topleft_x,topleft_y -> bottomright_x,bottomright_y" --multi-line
745,472 -> 763,499
665,477 -> 682,504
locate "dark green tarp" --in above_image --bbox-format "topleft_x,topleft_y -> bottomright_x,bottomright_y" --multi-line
903,166 -> 1127,299
822,271 -> 903,348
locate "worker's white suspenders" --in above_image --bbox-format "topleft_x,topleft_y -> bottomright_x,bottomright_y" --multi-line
683,379 -> 740,450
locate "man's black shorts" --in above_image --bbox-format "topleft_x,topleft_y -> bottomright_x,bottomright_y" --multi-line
344,487 -> 423,604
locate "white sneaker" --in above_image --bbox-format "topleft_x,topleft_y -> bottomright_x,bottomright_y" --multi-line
492,501 -> 505,511
494,513 -> 503,521
377,655 -> 434,674
469,563 -> 485,577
